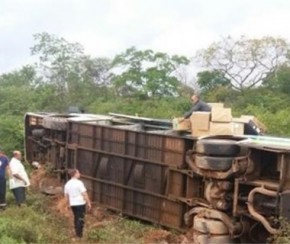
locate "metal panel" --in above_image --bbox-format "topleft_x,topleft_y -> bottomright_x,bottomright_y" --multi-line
160,199 -> 184,228
89,177 -> 185,230
26,117 -> 193,231
76,149 -> 94,176
166,169 -> 186,198
280,191 -> 290,219
92,182 -> 124,210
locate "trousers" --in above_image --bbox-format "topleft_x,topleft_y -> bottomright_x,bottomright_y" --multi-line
0,178 -> 6,206
71,204 -> 86,238
11,187 -> 26,205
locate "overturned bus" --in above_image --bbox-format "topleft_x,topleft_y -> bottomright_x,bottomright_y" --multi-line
24,112 -> 290,243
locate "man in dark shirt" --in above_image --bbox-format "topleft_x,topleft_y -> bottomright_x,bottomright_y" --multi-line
0,148 -> 9,209
183,94 -> 211,119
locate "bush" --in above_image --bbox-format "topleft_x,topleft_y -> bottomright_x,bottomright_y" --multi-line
87,96 -> 190,119
0,115 -> 23,154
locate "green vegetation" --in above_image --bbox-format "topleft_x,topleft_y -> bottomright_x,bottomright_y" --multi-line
0,34 -> 288,154
0,191 -> 70,243
87,218 -> 154,243
0,189 -> 161,243
1,33 -> 290,242
272,217 -> 290,243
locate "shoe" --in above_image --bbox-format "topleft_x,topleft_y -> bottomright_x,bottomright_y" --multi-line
72,237 -> 82,242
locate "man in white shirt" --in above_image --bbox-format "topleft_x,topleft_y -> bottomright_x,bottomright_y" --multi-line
64,169 -> 91,239
9,151 -> 30,206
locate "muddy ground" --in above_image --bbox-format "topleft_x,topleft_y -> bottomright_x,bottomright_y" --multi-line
30,167 -> 193,243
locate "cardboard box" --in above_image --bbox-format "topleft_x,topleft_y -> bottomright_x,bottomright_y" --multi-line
209,122 -> 233,135
191,128 -> 210,137
209,122 -> 244,136
233,115 -> 266,135
190,112 -> 211,130
211,107 -> 232,122
231,122 -> 244,135
208,103 -> 224,108
172,117 -> 191,131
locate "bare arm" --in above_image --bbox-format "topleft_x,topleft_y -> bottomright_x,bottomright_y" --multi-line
13,173 -> 27,184
82,191 -> 92,211
6,165 -> 12,178
65,194 -> 70,207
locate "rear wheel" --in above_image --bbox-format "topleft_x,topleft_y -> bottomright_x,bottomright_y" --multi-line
196,139 -> 240,157
43,117 -> 68,131
194,233 -> 232,244
193,215 -> 229,234
195,155 -> 234,171
31,129 -> 45,138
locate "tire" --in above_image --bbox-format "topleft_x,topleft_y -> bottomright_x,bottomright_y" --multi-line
196,139 -> 240,156
195,155 -> 234,171
194,233 -> 232,244
43,117 -> 68,131
31,129 -> 45,138
193,215 -> 229,235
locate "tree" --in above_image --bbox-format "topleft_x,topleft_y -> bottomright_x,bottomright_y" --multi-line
112,47 -> 190,98
82,57 -> 113,99
196,36 -> 290,92
197,70 -> 231,93
0,115 -> 24,153
194,70 -> 233,104
263,64 -> 290,94
83,57 -> 112,86
30,32 -> 112,110
0,65 -> 39,87
0,66 -> 41,115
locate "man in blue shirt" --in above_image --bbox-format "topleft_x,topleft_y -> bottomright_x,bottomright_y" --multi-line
0,148 -> 9,209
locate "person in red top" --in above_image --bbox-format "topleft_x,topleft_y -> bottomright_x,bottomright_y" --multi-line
0,148 -> 9,209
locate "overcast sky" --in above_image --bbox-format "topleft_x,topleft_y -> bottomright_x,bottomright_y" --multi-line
1,0 -> 290,73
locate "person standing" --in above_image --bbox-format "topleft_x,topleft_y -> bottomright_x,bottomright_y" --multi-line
9,151 -> 30,206
0,148 -> 9,209
64,169 -> 91,239
183,94 -> 211,119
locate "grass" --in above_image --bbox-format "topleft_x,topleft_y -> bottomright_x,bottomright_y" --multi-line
0,187 -> 174,244
272,217 -> 290,244
0,190 -> 70,243
0,164 -> 178,244
86,217 -> 154,243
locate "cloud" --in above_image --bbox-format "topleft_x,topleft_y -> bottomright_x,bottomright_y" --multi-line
232,7 -> 290,39
149,20 -> 218,57
1,0 -> 290,73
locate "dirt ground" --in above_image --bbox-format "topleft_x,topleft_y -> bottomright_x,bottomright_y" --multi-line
30,167 -> 192,243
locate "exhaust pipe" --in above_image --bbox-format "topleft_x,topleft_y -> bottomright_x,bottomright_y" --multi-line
247,187 -> 280,235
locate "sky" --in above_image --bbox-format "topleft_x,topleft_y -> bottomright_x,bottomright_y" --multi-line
1,0 -> 290,73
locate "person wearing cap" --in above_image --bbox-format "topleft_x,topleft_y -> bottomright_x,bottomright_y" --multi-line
0,148 -> 9,209
183,94 -> 211,119
9,151 -> 30,206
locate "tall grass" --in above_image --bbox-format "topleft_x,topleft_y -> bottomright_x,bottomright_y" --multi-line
0,190 -> 70,243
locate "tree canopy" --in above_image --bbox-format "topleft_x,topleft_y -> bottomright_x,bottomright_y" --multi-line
0,33 -> 290,153
112,47 -> 190,98
196,36 -> 290,92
